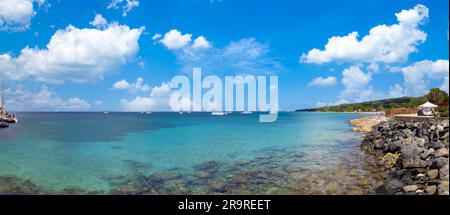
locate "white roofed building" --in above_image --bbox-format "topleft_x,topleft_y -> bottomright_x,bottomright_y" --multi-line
418,102 -> 438,116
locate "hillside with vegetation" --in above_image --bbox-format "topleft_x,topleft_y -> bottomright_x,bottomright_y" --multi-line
297,88 -> 449,117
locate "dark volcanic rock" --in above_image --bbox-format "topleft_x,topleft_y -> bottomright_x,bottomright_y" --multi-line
431,157 -> 449,169
387,142 -> 402,153
373,139 -> 385,149
421,148 -> 435,160
429,141 -> 445,150
400,143 -> 423,158
402,157 -> 422,169
384,178 -> 405,194
360,118 -> 449,195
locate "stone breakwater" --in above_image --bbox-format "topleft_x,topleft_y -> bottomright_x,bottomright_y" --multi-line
360,118 -> 449,195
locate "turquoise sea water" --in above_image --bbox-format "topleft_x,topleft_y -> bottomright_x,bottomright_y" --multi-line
0,112 -> 378,194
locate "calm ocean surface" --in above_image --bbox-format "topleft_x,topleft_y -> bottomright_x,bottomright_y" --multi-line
0,112 -> 379,194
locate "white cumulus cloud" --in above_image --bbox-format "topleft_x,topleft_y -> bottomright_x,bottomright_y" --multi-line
400,59 -> 449,96
159,29 -> 192,49
192,36 -> 211,49
107,0 -> 139,17
120,82 -> 174,111
388,84 -> 405,98
301,4 -> 428,64
339,65 -> 383,102
308,76 -> 337,87
151,33 -> 162,40
113,77 -> 150,93
90,14 -> 108,28
0,20 -> 144,83
0,0 -> 48,31
4,86 -> 90,111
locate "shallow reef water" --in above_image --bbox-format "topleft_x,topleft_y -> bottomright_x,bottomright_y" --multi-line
0,112 -> 382,195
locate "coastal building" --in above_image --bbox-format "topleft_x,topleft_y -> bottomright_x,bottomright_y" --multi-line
418,102 -> 438,116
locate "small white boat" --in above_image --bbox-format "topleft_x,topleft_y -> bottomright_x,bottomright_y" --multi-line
211,111 -> 225,116
179,112 -> 184,115
145,112 -> 152,115
242,111 -> 252,114
103,112 -> 109,114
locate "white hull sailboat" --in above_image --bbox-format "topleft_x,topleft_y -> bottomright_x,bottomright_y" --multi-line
211,111 -> 225,116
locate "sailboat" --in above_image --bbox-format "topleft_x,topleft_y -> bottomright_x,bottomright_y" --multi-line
211,111 -> 225,116
0,85 -> 18,124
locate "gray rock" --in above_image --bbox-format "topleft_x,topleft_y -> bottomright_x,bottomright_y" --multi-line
402,157 -> 422,169
439,165 -> 449,180
392,130 -> 404,138
403,185 -> 418,192
402,129 -> 415,137
372,130 -> 382,138
384,178 -> 405,194
419,160 -> 431,168
435,148 -> 449,158
437,125 -> 444,132
387,142 -> 402,152
415,138 -> 426,147
401,143 -> 423,158
373,139 -> 384,149
431,157 -> 449,169
429,141 -> 444,150
421,148 -> 435,160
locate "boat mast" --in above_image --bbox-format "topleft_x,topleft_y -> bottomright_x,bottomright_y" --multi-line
1,84 -> 4,111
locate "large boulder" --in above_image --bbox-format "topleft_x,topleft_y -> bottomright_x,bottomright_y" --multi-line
421,148 -> 435,160
439,165 -> 449,180
435,148 -> 449,158
427,169 -> 439,179
373,139 -> 385,149
387,142 -> 402,153
429,141 -> 445,150
384,178 -> 405,194
400,143 -> 423,158
431,157 -> 449,169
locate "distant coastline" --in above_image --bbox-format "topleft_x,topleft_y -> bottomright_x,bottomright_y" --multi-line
296,88 -> 449,118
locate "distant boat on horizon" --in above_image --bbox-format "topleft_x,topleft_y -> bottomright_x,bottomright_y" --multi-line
211,111 -> 225,116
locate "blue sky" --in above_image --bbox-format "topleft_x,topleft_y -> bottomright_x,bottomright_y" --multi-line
0,0 -> 449,111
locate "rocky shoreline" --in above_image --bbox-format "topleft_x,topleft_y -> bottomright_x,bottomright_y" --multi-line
349,116 -> 389,133
354,116 -> 449,195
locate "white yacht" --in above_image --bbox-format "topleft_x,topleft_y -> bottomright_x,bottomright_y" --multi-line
211,111 -> 225,116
